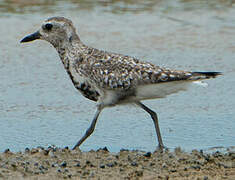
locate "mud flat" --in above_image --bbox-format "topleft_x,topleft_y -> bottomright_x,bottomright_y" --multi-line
0,146 -> 234,179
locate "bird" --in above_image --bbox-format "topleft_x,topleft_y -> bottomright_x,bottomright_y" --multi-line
20,17 -> 221,150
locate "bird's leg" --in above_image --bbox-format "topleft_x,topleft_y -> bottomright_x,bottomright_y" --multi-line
136,101 -> 164,150
72,105 -> 103,150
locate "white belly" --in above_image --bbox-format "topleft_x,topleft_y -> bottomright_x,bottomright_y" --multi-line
135,81 -> 192,100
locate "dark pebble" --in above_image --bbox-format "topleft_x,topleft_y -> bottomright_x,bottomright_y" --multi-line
34,162 -> 39,166
75,162 -> 81,167
11,163 -> 17,169
39,165 -> 44,170
100,164 -> 105,168
131,162 -> 138,167
162,163 -> 167,168
213,151 -> 222,158
25,148 -> 30,153
102,147 -> 109,152
143,152 -> 151,158
62,147 -> 70,152
4,149 -> 10,153
51,163 -> 57,167
86,160 -> 91,165
204,155 -> 210,162
57,169 -> 62,173
135,170 -> 143,177
203,176 -> 209,180
60,161 -> 67,167
120,148 -> 129,152
97,147 -> 109,152
200,150 -> 204,155
179,157 -> 187,162
169,169 -> 177,173
106,162 -> 114,167
39,165 -> 48,171
190,165 -> 201,170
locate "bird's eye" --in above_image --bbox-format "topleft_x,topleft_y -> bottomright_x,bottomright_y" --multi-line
44,23 -> 53,31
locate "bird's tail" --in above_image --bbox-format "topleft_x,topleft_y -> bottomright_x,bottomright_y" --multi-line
190,72 -> 222,80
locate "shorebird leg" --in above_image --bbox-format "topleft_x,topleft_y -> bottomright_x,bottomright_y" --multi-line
72,105 -> 103,150
136,101 -> 164,150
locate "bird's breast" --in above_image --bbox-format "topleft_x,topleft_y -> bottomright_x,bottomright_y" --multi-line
75,82 -> 100,101
61,55 -> 100,101
68,70 -> 100,101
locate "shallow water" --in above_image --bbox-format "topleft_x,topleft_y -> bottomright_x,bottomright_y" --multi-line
0,0 -> 234,152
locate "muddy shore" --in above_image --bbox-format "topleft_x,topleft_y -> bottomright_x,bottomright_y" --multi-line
0,146 -> 234,179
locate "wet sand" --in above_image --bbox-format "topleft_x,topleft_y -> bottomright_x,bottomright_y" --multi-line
0,147 -> 234,179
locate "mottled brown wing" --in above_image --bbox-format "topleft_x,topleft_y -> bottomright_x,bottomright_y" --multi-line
78,54 -> 193,90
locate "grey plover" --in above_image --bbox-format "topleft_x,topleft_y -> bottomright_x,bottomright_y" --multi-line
21,17 -> 221,150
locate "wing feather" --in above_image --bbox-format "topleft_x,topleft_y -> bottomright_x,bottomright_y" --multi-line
76,49 -> 219,90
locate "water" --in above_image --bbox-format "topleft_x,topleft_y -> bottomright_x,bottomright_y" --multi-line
0,0 -> 234,152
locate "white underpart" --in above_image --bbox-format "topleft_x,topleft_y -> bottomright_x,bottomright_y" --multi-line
98,80 -> 209,107
135,81 -> 191,100
98,90 -> 118,106
193,80 -> 208,87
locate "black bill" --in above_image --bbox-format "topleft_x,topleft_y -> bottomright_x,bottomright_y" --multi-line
20,31 -> 41,43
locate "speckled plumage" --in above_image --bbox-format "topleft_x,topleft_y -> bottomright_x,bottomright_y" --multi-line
21,17 -> 221,150
58,39 -> 219,105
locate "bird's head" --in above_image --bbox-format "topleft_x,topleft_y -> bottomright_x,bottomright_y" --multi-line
21,17 -> 79,47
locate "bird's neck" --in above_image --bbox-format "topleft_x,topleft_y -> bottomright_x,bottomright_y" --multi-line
55,38 -> 87,70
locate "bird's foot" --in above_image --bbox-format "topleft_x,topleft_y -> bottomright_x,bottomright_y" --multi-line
72,144 -> 81,150
155,144 -> 167,153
